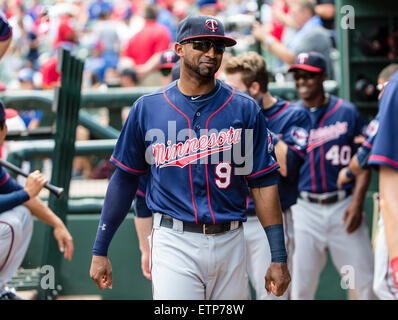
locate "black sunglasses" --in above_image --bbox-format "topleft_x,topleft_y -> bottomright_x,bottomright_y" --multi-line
293,71 -> 320,81
180,39 -> 226,54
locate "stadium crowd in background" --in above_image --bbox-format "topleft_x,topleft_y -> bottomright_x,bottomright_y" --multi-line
0,0 -> 336,92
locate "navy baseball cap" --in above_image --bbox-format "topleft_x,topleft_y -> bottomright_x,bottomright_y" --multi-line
288,52 -> 327,73
159,50 -> 179,70
176,15 -> 236,47
0,100 -> 5,122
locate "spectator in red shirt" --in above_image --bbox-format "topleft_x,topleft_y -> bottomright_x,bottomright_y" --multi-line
40,55 -> 61,90
53,10 -> 78,51
121,4 -> 172,66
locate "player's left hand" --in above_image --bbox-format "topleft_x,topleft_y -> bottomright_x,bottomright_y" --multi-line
265,262 -> 291,297
341,201 -> 363,234
337,167 -> 353,189
53,223 -> 74,261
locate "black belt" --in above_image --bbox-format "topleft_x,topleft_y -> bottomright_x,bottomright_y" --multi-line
300,189 -> 352,205
160,214 -> 242,235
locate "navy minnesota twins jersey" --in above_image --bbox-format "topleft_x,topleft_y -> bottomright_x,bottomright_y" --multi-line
246,97 -> 311,212
368,70 -> 398,171
111,80 -> 279,224
297,94 -> 366,193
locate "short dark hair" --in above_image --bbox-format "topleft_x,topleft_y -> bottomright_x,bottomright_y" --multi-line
224,52 -> 269,93
121,68 -> 138,84
145,4 -> 158,20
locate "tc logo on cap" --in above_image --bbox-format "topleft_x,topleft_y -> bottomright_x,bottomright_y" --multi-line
163,51 -> 175,63
297,53 -> 309,64
205,19 -> 218,32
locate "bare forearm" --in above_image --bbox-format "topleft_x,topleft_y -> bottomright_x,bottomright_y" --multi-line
252,184 -> 283,227
24,197 -> 63,228
379,166 -> 398,258
134,216 -> 152,252
349,154 -> 367,176
275,140 -> 288,177
315,4 -> 335,20
267,39 -> 295,65
351,169 -> 371,208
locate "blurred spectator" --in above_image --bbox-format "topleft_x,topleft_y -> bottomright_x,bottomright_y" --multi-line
40,54 -> 60,90
157,0 -> 178,41
120,4 -> 172,66
158,49 -> 179,85
120,68 -> 138,87
90,8 -> 120,72
53,6 -> 78,51
26,32 -> 39,70
85,40 -> 108,82
252,0 -> 333,76
88,0 -> 113,21
197,0 -> 221,16
18,67 -> 35,90
315,0 -> 335,31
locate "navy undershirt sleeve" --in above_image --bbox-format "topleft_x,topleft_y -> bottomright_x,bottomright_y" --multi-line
92,168 -> 139,256
133,195 -> 152,218
0,189 -> 30,214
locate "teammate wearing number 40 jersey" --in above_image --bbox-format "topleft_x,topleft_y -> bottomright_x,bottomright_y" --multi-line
289,52 -> 377,299
224,52 -> 311,300
90,15 -> 291,300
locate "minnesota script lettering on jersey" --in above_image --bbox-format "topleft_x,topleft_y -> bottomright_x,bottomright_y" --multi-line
152,126 -> 242,168
307,121 -> 348,151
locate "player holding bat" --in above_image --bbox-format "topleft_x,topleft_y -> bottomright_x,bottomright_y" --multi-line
0,100 -> 74,300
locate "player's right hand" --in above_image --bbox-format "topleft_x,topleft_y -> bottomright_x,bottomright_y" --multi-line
24,170 -> 47,198
265,262 -> 291,297
90,255 -> 113,290
141,249 -> 151,280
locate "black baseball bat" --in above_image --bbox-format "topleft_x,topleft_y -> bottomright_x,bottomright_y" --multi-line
0,159 -> 64,198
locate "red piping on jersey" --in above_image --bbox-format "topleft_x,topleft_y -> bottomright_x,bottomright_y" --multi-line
0,29 -> 12,41
362,141 -> 373,149
163,88 -> 199,223
319,98 -> 342,193
385,254 -> 398,299
310,150 -> 316,193
136,190 -> 146,197
267,102 -> 289,121
246,162 -> 279,178
288,145 -> 305,159
0,173 -> 9,187
0,221 -> 14,272
369,155 -> 398,169
110,156 -> 148,174
150,228 -> 154,298
205,88 -> 235,224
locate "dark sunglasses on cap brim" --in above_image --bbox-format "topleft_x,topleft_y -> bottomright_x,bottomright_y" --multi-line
180,39 -> 226,54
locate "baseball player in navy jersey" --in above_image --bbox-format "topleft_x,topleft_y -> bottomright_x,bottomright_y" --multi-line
368,69 -> 398,298
224,51 -> 311,300
289,52 -> 377,300
90,15 -> 291,299
338,64 -> 398,299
